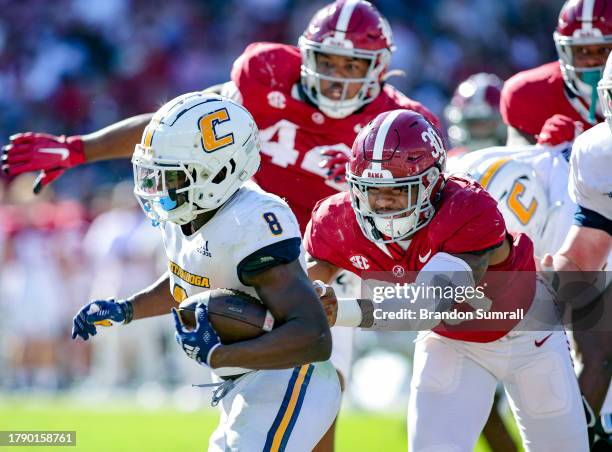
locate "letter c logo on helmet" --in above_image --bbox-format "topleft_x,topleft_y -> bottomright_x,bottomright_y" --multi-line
199,108 -> 235,152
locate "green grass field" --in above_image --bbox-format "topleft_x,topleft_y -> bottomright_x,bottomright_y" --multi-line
0,398 -> 522,451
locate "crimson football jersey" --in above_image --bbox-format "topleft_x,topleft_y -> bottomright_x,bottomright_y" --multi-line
304,176 -> 536,343
231,42 -> 440,231
501,61 -> 602,137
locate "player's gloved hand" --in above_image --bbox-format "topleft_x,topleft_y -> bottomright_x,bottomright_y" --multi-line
1,133 -> 86,193
536,114 -> 583,146
319,149 -> 349,183
71,299 -> 134,341
172,304 -> 221,367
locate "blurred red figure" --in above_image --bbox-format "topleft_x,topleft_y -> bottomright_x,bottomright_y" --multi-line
501,0 -> 612,145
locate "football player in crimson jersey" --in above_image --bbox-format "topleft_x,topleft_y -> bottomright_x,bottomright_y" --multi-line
1,1 -> 439,450
306,109 -> 589,451
501,0 -> 612,146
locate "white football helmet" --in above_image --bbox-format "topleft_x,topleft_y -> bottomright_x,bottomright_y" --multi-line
471,157 -> 549,242
132,92 -> 261,225
598,51 -> 612,133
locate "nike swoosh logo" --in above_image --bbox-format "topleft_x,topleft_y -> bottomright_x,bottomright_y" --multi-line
534,333 -> 553,347
39,148 -> 69,160
418,249 -> 432,263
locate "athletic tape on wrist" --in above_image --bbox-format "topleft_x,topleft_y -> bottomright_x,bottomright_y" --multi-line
336,297 -> 362,327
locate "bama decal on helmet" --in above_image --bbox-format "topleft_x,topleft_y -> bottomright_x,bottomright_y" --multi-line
198,108 -> 235,153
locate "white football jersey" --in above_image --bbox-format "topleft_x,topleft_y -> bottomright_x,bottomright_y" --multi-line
569,122 -> 612,221
160,180 -> 304,377
448,144 -> 573,257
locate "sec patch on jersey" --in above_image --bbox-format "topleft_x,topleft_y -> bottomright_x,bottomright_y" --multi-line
178,289 -> 275,343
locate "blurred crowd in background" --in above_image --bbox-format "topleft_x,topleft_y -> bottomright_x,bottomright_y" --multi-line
0,0 -> 563,403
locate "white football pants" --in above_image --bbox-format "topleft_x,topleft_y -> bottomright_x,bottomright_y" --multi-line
408,278 -> 589,452
209,360 -> 341,452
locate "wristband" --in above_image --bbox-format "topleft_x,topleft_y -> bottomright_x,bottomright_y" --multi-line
336,297 -> 362,327
118,300 -> 134,325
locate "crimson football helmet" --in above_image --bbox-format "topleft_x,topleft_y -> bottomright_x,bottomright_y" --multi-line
346,109 -> 447,243
554,0 -> 612,122
298,0 -> 394,119
444,73 -> 505,151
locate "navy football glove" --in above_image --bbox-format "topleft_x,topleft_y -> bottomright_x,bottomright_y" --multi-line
71,298 -> 133,341
172,304 -> 220,367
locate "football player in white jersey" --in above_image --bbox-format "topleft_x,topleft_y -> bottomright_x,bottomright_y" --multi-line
70,93 -> 341,451
544,52 -> 612,450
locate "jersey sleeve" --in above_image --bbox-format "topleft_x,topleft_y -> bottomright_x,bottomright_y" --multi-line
230,42 -> 301,96
231,198 -> 303,271
439,186 -> 507,254
500,71 -> 547,136
569,126 -> 612,221
303,197 -> 348,269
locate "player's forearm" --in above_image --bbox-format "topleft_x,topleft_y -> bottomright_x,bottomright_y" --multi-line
128,272 -> 175,320
211,318 -> 332,369
82,113 -> 153,162
307,255 -> 341,284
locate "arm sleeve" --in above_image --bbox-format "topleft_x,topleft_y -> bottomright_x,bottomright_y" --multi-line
303,197 -> 351,270
304,218 -> 343,269
237,237 -> 302,285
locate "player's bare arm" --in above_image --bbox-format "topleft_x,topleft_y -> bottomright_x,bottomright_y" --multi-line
80,83 -> 225,162
1,84 -> 227,192
307,253 -> 341,284
81,113 -> 153,162
129,272 -> 177,320
550,225 -> 611,272
71,272 -> 175,341
208,260 -> 332,370
454,237 -> 510,283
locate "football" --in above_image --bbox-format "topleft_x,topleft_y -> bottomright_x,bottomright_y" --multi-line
177,288 -> 275,344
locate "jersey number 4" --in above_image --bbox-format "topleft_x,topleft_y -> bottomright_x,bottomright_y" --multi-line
259,120 -> 350,191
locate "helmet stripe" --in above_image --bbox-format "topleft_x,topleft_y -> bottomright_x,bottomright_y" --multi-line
371,110 -> 403,170
334,0 -> 360,40
582,0 -> 595,31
